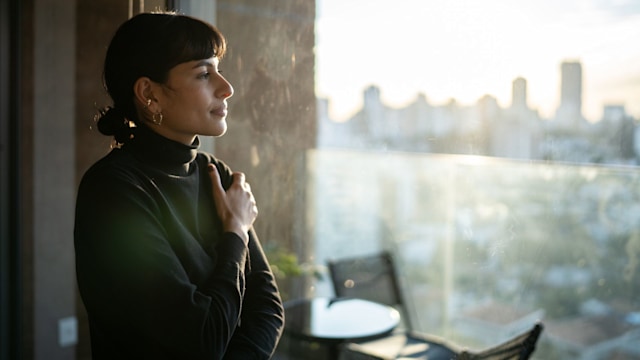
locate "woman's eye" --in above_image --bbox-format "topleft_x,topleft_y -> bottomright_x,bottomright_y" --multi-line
198,72 -> 210,79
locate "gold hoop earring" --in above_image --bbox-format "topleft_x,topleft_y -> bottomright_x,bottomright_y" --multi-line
152,112 -> 163,125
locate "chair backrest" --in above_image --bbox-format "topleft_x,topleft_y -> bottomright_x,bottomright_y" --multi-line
327,251 -> 414,331
459,322 -> 544,360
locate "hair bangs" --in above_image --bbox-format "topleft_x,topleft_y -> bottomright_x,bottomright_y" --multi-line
164,16 -> 227,70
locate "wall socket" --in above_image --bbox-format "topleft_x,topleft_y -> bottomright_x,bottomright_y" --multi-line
58,316 -> 78,347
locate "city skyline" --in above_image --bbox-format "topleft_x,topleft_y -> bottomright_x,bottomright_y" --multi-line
315,0 -> 640,123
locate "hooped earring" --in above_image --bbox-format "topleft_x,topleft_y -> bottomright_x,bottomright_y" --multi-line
152,112 -> 163,126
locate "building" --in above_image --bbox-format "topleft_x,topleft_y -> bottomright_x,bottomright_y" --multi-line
554,60 -> 585,130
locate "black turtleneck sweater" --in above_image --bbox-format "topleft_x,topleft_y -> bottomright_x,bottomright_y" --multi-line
74,125 -> 284,359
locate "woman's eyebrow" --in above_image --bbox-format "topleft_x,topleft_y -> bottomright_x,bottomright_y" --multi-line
192,60 -> 214,68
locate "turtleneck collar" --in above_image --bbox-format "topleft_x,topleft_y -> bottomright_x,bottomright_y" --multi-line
123,123 -> 199,176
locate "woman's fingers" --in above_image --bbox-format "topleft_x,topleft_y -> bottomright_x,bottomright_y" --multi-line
229,172 -> 258,221
207,164 -> 257,243
208,164 -> 227,217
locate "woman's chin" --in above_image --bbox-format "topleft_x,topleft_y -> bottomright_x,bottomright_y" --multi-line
209,123 -> 228,137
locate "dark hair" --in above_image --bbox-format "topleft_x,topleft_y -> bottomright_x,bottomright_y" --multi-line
96,12 -> 227,144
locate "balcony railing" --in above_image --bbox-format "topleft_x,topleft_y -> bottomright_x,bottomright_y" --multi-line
300,148 -> 640,360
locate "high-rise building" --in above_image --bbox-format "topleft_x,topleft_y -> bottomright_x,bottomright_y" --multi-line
555,60 -> 584,128
561,61 -> 582,111
511,77 -> 528,110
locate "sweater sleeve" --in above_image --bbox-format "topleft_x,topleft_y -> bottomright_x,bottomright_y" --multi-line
223,228 -> 285,360
74,166 -> 248,360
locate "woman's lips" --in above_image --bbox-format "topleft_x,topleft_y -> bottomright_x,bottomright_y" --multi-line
212,106 -> 227,117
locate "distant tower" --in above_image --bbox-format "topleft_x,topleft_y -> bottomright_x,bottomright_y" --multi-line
362,85 -> 386,139
511,77 -> 528,110
555,60 -> 583,128
561,61 -> 582,112
495,77 -> 540,159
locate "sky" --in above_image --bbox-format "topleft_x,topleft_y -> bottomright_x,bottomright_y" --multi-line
314,0 -> 640,122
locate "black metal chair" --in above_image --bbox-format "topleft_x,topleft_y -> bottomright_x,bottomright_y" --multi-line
329,251 -> 544,360
327,251 -> 416,331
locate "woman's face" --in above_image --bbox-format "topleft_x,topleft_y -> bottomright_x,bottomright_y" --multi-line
151,56 -> 234,145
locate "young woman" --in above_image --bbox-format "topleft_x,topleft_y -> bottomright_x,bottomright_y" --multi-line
74,12 -> 284,359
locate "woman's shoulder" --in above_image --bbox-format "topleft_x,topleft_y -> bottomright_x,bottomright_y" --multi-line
196,151 -> 223,166
84,147 -> 133,170
195,151 -> 234,188
195,152 -> 232,175
79,148 -> 148,188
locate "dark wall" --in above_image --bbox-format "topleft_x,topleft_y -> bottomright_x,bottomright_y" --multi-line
0,0 -> 28,358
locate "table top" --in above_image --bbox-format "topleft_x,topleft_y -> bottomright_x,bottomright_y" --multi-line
284,297 -> 401,342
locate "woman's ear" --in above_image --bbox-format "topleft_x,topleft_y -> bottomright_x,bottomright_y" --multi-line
133,77 -> 157,110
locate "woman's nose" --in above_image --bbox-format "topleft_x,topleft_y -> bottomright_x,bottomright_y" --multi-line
217,78 -> 234,99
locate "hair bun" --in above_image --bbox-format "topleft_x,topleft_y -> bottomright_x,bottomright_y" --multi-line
95,106 -> 133,144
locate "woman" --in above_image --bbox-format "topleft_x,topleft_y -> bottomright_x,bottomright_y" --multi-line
74,12 -> 284,359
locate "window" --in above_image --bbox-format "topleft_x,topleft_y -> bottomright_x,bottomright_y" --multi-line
302,1 -> 640,359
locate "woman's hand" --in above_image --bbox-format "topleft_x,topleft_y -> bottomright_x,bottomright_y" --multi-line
208,164 -> 257,245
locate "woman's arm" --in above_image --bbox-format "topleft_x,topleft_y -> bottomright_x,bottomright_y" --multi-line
208,157 -> 285,358
223,228 -> 285,359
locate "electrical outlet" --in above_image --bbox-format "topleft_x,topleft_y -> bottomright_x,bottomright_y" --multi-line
58,316 -> 77,347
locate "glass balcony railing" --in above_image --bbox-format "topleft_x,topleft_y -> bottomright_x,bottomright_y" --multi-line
301,148 -> 640,360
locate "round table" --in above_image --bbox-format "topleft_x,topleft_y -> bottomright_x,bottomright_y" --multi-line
284,297 -> 400,346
